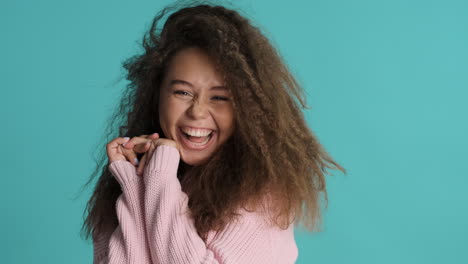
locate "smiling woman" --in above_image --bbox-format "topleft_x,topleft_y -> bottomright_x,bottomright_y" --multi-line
158,47 -> 236,166
81,1 -> 346,263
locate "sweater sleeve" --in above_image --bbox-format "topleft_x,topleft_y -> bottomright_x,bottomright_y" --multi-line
142,145 -> 299,264
93,160 -> 152,264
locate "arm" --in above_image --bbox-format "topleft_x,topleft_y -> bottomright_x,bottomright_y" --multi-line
142,145 -> 299,264
93,160 -> 152,264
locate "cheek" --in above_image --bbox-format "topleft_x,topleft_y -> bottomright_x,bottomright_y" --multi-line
215,110 -> 235,136
160,100 -> 189,137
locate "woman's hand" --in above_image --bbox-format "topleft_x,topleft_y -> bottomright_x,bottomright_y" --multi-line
132,137 -> 180,176
106,133 -> 160,170
121,134 -> 180,176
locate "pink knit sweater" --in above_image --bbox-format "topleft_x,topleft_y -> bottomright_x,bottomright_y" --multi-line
93,145 -> 298,263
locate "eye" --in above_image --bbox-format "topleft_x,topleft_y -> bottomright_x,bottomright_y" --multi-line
174,90 -> 191,96
212,96 -> 229,101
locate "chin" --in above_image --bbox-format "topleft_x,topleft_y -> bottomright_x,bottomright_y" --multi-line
180,152 -> 210,166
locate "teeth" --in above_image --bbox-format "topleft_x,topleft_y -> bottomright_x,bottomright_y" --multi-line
190,136 -> 211,146
181,127 -> 213,137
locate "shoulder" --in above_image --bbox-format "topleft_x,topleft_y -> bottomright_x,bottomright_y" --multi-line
205,197 -> 298,263
209,190 -> 296,242
241,186 -> 296,227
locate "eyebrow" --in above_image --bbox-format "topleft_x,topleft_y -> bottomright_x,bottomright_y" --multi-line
169,79 -> 228,91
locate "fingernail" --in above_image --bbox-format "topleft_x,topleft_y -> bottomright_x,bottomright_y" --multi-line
123,137 -> 130,146
134,157 -> 139,165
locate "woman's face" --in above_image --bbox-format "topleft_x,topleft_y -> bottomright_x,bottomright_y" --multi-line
158,47 -> 235,166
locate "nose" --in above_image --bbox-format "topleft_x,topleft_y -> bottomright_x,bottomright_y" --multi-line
187,97 -> 209,119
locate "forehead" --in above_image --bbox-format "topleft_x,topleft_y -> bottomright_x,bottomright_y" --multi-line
164,47 -> 225,88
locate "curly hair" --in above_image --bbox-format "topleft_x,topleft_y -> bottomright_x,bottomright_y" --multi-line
81,0 -> 346,242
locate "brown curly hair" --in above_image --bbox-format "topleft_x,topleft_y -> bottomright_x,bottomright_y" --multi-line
81,0 -> 346,242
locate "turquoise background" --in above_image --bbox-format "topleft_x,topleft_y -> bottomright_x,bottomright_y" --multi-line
1,0 -> 467,263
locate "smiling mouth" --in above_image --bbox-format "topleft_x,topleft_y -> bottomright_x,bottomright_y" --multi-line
179,128 -> 214,147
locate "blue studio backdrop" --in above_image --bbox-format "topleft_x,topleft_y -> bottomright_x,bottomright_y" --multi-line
1,0 -> 467,263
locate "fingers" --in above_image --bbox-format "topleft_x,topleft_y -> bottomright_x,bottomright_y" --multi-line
119,133 -> 159,167
148,133 -> 159,139
136,142 -> 151,176
120,146 -> 139,166
106,137 -> 130,163
149,137 -> 178,150
107,137 -> 130,151
137,154 -> 146,176
132,138 -> 155,153
137,140 -> 156,176
122,133 -> 159,150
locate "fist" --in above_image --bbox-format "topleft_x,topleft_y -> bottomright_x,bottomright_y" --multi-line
107,133 -> 180,176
